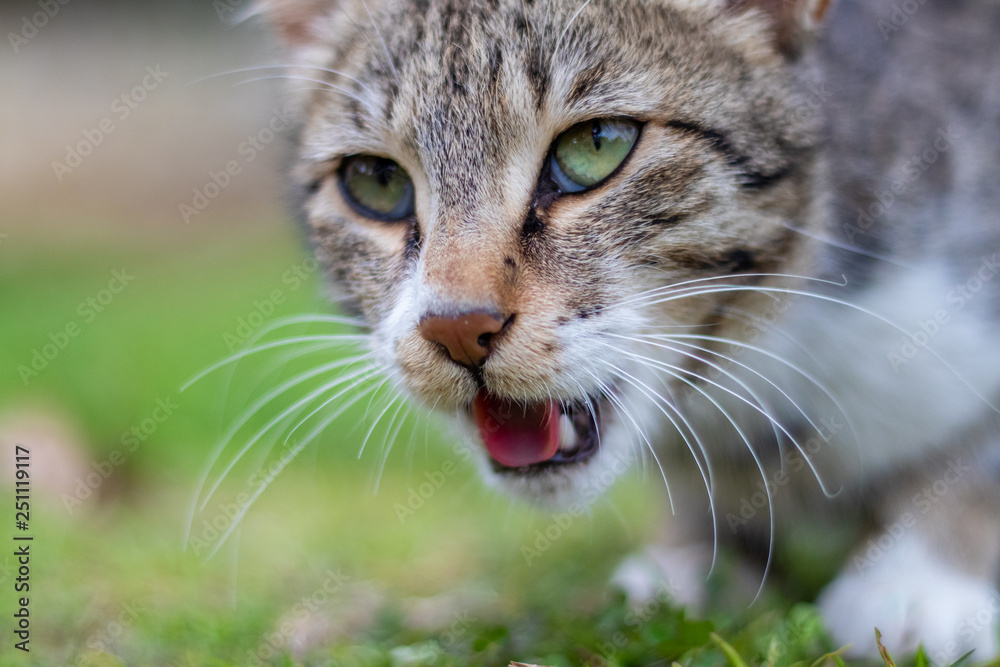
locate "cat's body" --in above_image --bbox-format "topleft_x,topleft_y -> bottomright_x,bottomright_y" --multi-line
254,0 -> 1000,659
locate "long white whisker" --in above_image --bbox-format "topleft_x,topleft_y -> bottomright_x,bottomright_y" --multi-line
583,367 -> 674,514
358,379 -> 408,460
184,353 -> 373,543
604,347 -> 775,602
622,334 -> 836,496
714,304 -> 826,371
181,334 -> 368,390
778,220 -> 911,268
655,337 -> 820,455
644,330 -> 860,478
217,341 -> 334,416
232,75 -> 367,105
199,380 -> 382,561
606,341 -> 830,503
213,312 -> 366,425
611,273 -> 847,312
596,357 -> 718,573
187,65 -> 374,94
643,284 -> 1000,413
198,364 -> 381,511
374,402 -> 411,494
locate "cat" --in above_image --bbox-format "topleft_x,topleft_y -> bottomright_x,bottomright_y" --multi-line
249,0 -> 1000,659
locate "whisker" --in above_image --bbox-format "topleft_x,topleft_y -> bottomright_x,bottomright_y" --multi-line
584,367 -> 675,514
184,352 -> 374,543
360,0 -> 401,85
641,284 -> 1000,413
374,402 -> 412,494
595,357 -> 719,573
358,378 -> 408,460
232,75 -> 367,105
714,304 -> 826,371
199,380 -> 383,561
607,341 -> 820,491
181,334 -> 368,391
197,364 -> 382,512
601,345 -> 775,602
643,331 -> 859,486
554,0 -> 594,60
621,334 -> 838,496
186,65 -> 374,94
611,273 -> 848,312
778,220 -> 911,268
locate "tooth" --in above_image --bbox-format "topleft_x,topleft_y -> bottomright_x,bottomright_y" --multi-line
558,413 -> 577,452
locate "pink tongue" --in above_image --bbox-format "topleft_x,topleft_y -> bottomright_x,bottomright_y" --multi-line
472,390 -> 560,468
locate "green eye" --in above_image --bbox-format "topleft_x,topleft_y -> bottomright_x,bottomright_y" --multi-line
340,155 -> 415,220
550,118 -> 640,193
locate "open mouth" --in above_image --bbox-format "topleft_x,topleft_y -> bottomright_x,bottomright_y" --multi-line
471,389 -> 604,472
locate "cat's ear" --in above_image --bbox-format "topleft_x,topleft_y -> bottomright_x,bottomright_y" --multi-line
250,0 -> 337,47
726,0 -> 834,55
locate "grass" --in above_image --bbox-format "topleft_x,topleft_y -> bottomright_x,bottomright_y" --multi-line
0,219 -> 992,666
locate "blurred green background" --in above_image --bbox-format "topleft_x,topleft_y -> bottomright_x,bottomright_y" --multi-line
0,2 -> 844,665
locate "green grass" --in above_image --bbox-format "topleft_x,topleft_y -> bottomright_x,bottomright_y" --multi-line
0,219 -> 989,666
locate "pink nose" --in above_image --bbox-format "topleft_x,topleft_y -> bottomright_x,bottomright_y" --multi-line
419,311 -> 506,367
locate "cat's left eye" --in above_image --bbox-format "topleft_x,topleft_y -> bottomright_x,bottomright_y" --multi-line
549,118 -> 640,193
339,155 -> 415,221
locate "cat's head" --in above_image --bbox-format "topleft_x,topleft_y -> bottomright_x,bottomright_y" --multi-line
256,0 -> 831,505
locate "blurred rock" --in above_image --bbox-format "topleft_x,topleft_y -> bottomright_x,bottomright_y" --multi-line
0,407 -> 92,508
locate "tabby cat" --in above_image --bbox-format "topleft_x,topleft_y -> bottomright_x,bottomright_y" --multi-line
251,0 -> 1000,659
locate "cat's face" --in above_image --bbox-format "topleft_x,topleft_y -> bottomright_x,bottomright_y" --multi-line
267,0 -> 828,504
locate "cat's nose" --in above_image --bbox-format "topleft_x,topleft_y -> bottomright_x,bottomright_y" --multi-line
419,311 -> 507,367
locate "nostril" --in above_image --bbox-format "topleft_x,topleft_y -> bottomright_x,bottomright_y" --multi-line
477,333 -> 493,348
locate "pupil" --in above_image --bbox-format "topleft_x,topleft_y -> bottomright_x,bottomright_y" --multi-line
592,121 -> 602,151
376,161 -> 392,187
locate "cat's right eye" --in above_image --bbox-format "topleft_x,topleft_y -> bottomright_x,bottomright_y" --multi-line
339,155 -> 415,221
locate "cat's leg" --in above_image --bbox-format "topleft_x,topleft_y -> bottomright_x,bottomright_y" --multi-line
818,458 -> 1000,663
611,525 -> 716,611
610,477 -> 763,612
